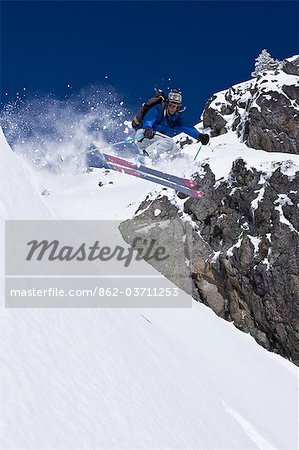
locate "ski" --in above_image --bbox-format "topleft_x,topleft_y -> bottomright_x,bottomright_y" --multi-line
102,153 -> 198,189
104,161 -> 204,198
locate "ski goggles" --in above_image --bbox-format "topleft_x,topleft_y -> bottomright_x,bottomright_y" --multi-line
168,91 -> 182,105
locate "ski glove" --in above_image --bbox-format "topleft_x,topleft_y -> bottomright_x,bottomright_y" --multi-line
144,128 -> 155,139
198,133 -> 210,145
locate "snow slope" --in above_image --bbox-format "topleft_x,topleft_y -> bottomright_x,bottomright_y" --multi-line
0,128 -> 298,449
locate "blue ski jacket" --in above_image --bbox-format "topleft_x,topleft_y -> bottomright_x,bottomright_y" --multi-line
139,103 -> 200,140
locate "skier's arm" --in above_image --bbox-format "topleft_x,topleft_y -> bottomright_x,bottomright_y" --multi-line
173,114 -> 210,141
178,125 -> 200,140
142,105 -> 160,129
171,123 -> 200,140
173,124 -> 210,145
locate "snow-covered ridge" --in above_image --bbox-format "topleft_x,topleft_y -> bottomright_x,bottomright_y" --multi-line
286,54 -> 299,63
202,54 -> 299,154
205,57 -> 299,117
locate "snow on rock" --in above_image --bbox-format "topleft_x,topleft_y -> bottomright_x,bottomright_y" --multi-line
226,233 -> 243,257
202,55 -> 299,154
248,235 -> 261,255
274,193 -> 299,234
189,130 -> 298,183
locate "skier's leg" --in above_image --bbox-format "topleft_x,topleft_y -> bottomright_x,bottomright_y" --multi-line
135,130 -> 178,159
135,129 -> 150,156
147,133 -> 178,157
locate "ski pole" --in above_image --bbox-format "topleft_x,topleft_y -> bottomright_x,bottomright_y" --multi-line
87,135 -> 144,155
59,136 -> 144,163
193,144 -> 202,161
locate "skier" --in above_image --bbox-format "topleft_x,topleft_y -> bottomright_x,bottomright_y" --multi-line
132,90 -> 210,158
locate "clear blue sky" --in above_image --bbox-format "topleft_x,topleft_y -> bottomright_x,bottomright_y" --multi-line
1,1 -> 298,123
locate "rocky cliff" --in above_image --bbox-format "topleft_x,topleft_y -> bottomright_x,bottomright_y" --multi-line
120,55 -> 299,365
203,55 -> 299,154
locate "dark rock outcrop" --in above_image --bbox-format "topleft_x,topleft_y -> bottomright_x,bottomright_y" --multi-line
120,160 -> 299,365
202,95 -> 229,137
202,55 -> 299,154
283,55 -> 299,76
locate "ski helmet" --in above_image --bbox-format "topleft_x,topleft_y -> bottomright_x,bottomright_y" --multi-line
167,90 -> 182,105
